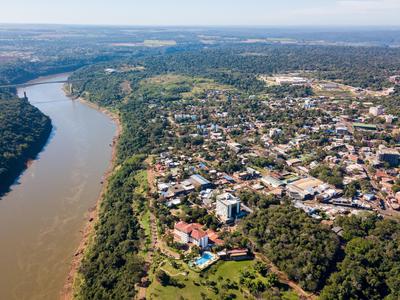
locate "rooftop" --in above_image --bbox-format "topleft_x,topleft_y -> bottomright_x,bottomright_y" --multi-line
190,174 -> 211,186
216,192 -> 240,205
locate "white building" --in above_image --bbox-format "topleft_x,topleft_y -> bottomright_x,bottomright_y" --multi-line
227,142 -> 242,153
216,193 -> 241,222
336,125 -> 349,135
275,76 -> 308,86
369,106 -> 385,117
174,221 -> 209,248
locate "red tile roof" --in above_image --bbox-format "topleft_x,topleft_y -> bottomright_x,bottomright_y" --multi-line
206,229 -> 224,245
190,223 -> 203,231
191,229 -> 207,241
175,221 -> 192,234
376,170 -> 389,179
175,222 -> 206,239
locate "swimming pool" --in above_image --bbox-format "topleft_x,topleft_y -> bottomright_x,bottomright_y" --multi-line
195,252 -> 214,266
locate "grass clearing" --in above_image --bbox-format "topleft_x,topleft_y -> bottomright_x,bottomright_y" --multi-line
134,170 -> 149,196
140,74 -> 236,101
141,210 -> 151,239
147,257 -> 292,300
143,40 -> 177,47
282,291 -> 301,300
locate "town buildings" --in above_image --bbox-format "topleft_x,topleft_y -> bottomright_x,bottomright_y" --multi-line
150,77 -> 400,251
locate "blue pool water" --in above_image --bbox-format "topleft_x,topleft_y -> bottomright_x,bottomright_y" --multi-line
195,252 -> 213,266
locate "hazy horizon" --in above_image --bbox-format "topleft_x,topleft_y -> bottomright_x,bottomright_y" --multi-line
2,23 -> 400,30
1,0 -> 400,27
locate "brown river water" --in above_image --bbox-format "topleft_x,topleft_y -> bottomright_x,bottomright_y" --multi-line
0,74 -> 116,299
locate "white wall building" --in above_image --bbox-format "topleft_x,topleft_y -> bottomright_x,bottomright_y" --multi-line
275,76 -> 308,86
369,106 -> 385,117
174,221 -> 209,248
216,193 -> 241,222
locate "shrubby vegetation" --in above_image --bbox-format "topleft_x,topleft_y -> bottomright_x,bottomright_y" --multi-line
266,84 -> 313,98
383,91 -> 400,118
310,164 -> 344,188
0,97 -> 51,194
239,190 -> 280,209
344,180 -> 373,198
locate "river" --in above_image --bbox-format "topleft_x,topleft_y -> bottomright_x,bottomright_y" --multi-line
0,74 -> 116,300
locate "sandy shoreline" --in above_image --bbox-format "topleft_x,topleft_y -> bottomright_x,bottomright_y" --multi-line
60,93 -> 122,300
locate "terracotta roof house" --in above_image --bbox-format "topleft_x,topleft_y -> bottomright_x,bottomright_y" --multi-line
174,221 -> 208,248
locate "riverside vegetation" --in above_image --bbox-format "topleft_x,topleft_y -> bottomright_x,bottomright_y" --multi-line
0,93 -> 52,195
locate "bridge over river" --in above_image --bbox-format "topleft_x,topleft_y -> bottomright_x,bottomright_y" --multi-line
0,78 -> 85,89
0,73 -> 115,89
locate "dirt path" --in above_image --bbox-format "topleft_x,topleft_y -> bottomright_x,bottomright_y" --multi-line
136,162 -> 158,300
137,161 -> 183,299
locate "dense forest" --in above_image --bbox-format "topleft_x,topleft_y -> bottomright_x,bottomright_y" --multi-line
241,206 -> 400,298
0,54 -> 120,86
70,43 -> 400,98
141,45 -> 400,91
0,96 -> 52,194
71,67 -> 172,299
76,155 -> 146,299
241,205 -> 340,292
320,214 -> 400,300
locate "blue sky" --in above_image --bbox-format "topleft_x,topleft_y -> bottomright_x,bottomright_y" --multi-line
0,0 -> 399,26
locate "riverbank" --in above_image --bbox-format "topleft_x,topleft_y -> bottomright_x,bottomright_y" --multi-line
60,94 -> 122,300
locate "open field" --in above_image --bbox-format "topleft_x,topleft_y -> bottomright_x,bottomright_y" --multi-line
146,257 -> 299,300
111,40 -> 177,47
141,74 -> 236,101
134,170 -> 149,196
